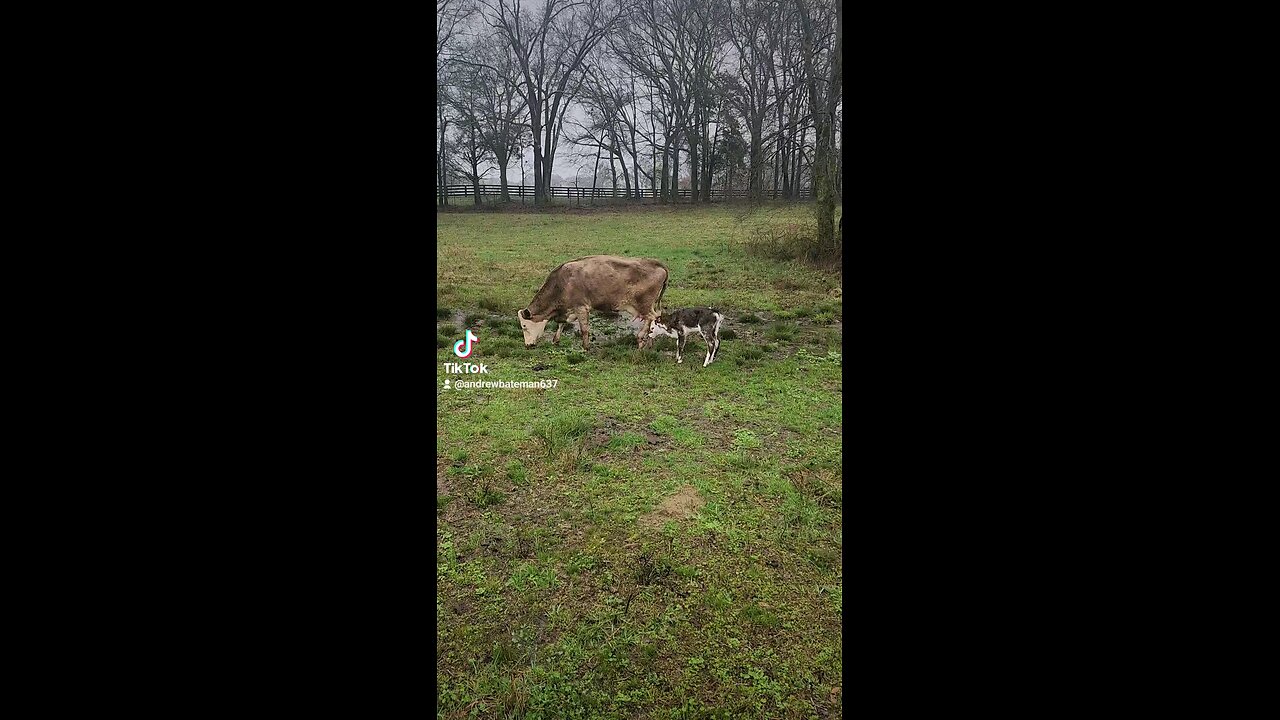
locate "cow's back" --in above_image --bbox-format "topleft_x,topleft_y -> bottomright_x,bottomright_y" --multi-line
554,255 -> 667,308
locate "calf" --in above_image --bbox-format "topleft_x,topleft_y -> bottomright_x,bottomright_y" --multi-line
648,307 -> 725,367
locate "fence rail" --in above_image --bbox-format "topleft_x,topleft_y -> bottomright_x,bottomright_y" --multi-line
438,184 -> 813,202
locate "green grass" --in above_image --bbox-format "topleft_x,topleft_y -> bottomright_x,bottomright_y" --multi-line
437,204 -> 842,720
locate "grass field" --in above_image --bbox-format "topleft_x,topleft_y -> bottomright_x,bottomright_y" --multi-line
437,204 -> 843,719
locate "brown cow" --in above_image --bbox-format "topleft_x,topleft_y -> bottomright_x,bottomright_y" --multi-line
518,255 -> 669,351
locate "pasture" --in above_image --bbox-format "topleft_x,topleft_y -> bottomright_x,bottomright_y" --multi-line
436,204 -> 843,719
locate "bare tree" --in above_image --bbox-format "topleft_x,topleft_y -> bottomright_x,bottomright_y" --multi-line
464,37 -> 530,202
447,121 -> 496,205
437,0 -> 474,61
446,66 -> 498,205
473,0 -> 625,205
610,3 -> 678,202
438,0 -> 476,206
724,0 -> 779,201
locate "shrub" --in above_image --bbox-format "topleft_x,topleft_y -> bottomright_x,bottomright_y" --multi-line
741,219 -> 840,266
765,323 -> 794,341
436,307 -> 452,319
471,480 -> 506,508
743,222 -> 815,261
732,429 -> 762,449
739,314 -> 761,324
506,460 -> 527,484
531,415 -> 592,461
719,328 -> 738,340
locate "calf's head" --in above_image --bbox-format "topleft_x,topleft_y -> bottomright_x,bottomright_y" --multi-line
518,309 -> 549,348
648,315 -> 678,339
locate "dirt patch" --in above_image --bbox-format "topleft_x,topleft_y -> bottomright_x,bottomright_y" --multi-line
639,485 -> 706,530
587,417 -> 623,449
437,458 -> 450,496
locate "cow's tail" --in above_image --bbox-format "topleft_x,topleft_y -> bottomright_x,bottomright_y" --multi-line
656,266 -> 669,314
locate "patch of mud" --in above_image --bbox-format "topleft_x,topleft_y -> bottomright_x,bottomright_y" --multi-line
639,485 -> 706,530
437,457 -> 450,496
552,314 -> 647,347
587,418 -> 623,449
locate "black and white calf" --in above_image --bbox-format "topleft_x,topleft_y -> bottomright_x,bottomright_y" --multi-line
648,307 -> 725,366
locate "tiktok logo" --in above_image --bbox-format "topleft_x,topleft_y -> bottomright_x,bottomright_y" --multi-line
453,329 -> 478,358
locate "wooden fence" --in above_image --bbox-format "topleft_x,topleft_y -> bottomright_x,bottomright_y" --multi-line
438,184 -> 813,203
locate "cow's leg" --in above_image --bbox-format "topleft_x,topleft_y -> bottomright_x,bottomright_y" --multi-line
637,315 -> 655,350
676,333 -> 684,363
578,311 -> 591,351
555,313 -> 578,344
700,331 -> 714,367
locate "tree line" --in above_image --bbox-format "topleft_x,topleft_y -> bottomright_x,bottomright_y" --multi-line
438,0 -> 840,236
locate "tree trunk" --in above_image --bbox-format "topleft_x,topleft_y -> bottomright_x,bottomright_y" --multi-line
748,119 -> 763,201
609,126 -> 630,199
772,107 -> 783,200
495,140 -> 511,202
795,124 -> 805,198
659,142 -> 669,204
671,142 -> 680,203
592,140 -> 602,204
703,121 -> 715,202
689,112 -> 700,204
438,118 -> 450,207
801,0 -> 840,252
527,98 -> 542,204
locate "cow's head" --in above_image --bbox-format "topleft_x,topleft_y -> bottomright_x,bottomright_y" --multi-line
518,308 -> 549,348
648,315 -> 678,339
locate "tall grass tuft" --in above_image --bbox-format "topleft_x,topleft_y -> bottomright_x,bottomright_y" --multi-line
531,415 -> 593,466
